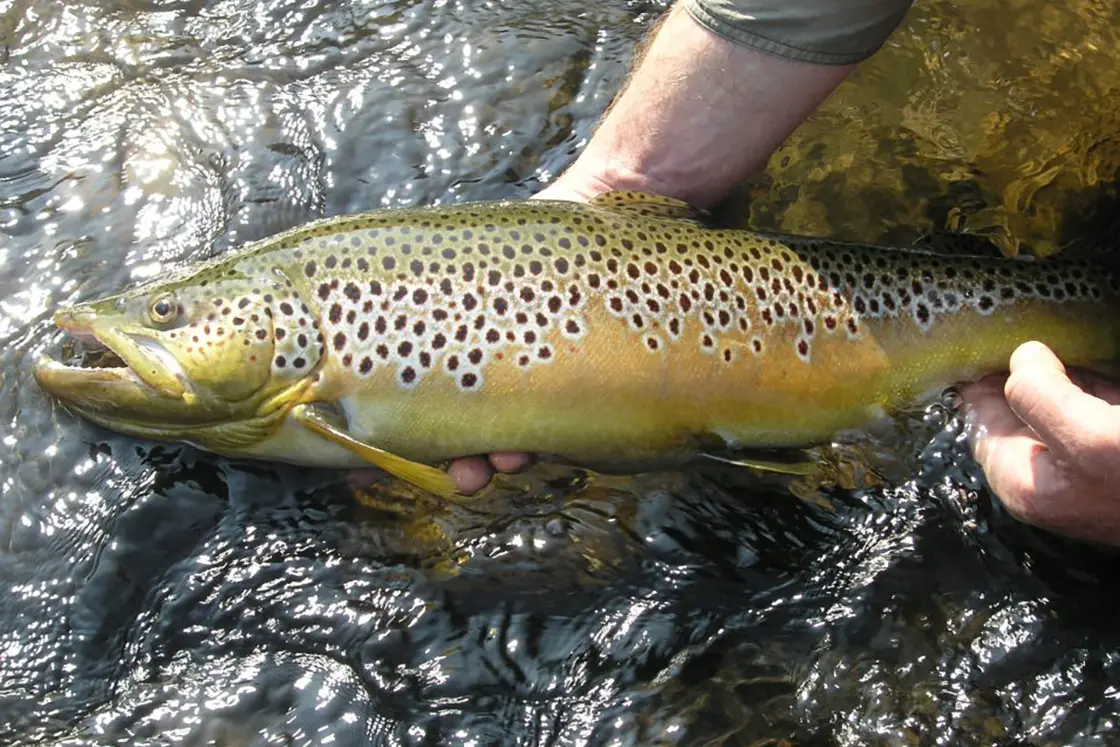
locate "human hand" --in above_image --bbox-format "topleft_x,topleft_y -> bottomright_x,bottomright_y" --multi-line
531,168 -> 625,203
960,341 -> 1120,545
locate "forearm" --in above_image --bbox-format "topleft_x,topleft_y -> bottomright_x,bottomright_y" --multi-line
557,3 -> 857,207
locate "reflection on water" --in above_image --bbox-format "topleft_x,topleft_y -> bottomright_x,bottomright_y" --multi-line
742,0 -> 1120,257
2,1 -> 1120,745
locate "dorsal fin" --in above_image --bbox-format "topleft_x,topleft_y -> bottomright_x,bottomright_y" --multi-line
1058,236 -> 1120,268
911,232 -> 1009,258
589,190 -> 710,224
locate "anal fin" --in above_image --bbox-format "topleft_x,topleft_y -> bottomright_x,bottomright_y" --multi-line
701,450 -> 817,476
291,403 -> 461,500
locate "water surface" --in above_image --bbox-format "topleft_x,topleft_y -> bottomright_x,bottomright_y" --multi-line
3,1 -> 1120,745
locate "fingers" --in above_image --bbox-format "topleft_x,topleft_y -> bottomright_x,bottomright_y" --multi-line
961,343 -> 1120,542
960,373 -> 1041,488
446,453 -> 533,494
446,456 -> 494,494
962,372 -> 1080,531
1004,341 -> 1120,458
1074,368 -> 1120,405
346,468 -> 386,489
960,374 -> 1018,456
489,452 -> 532,472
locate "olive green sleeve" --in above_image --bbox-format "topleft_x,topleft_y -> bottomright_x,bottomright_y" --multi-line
683,0 -> 914,65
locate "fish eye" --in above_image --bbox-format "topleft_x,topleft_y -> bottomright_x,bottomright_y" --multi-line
147,292 -> 179,325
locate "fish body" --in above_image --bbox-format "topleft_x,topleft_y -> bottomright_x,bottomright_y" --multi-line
34,192 -> 1120,490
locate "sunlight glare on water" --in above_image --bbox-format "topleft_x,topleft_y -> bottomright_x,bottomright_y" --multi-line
2,0 -> 1120,745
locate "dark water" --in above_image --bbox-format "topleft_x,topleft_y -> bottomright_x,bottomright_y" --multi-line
3,1 -> 1120,745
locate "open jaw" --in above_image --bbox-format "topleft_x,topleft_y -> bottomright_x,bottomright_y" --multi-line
59,333 -> 129,372
32,309 -> 199,426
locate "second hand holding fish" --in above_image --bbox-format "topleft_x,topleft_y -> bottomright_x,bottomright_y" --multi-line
961,342 -> 1120,544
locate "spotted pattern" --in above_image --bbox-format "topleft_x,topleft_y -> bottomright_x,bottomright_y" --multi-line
206,199 -> 1117,390
150,257 -> 326,388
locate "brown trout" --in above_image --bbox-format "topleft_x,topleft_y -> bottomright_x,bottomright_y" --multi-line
33,192 -> 1120,496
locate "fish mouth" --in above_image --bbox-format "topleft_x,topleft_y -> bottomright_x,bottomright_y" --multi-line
33,307 -> 204,424
34,306 -> 301,453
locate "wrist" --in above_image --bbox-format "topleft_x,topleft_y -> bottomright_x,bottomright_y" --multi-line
536,154 -> 686,204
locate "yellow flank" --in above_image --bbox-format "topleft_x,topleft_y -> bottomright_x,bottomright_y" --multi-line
32,191 -> 1120,490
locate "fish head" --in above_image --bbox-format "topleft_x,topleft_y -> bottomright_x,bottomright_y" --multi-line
33,262 -> 323,450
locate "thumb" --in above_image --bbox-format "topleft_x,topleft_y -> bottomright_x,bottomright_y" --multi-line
1003,341 -> 1110,455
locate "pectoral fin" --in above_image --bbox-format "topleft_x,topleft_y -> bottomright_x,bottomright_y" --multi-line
291,404 -> 461,499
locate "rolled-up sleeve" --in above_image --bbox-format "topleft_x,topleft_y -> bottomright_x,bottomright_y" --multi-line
683,0 -> 914,65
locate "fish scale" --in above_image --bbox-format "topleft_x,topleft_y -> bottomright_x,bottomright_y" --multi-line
33,192 -> 1120,496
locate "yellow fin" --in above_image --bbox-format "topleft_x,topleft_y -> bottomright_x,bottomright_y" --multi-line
589,190 -> 710,224
291,404 -> 461,500
701,451 -> 817,476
